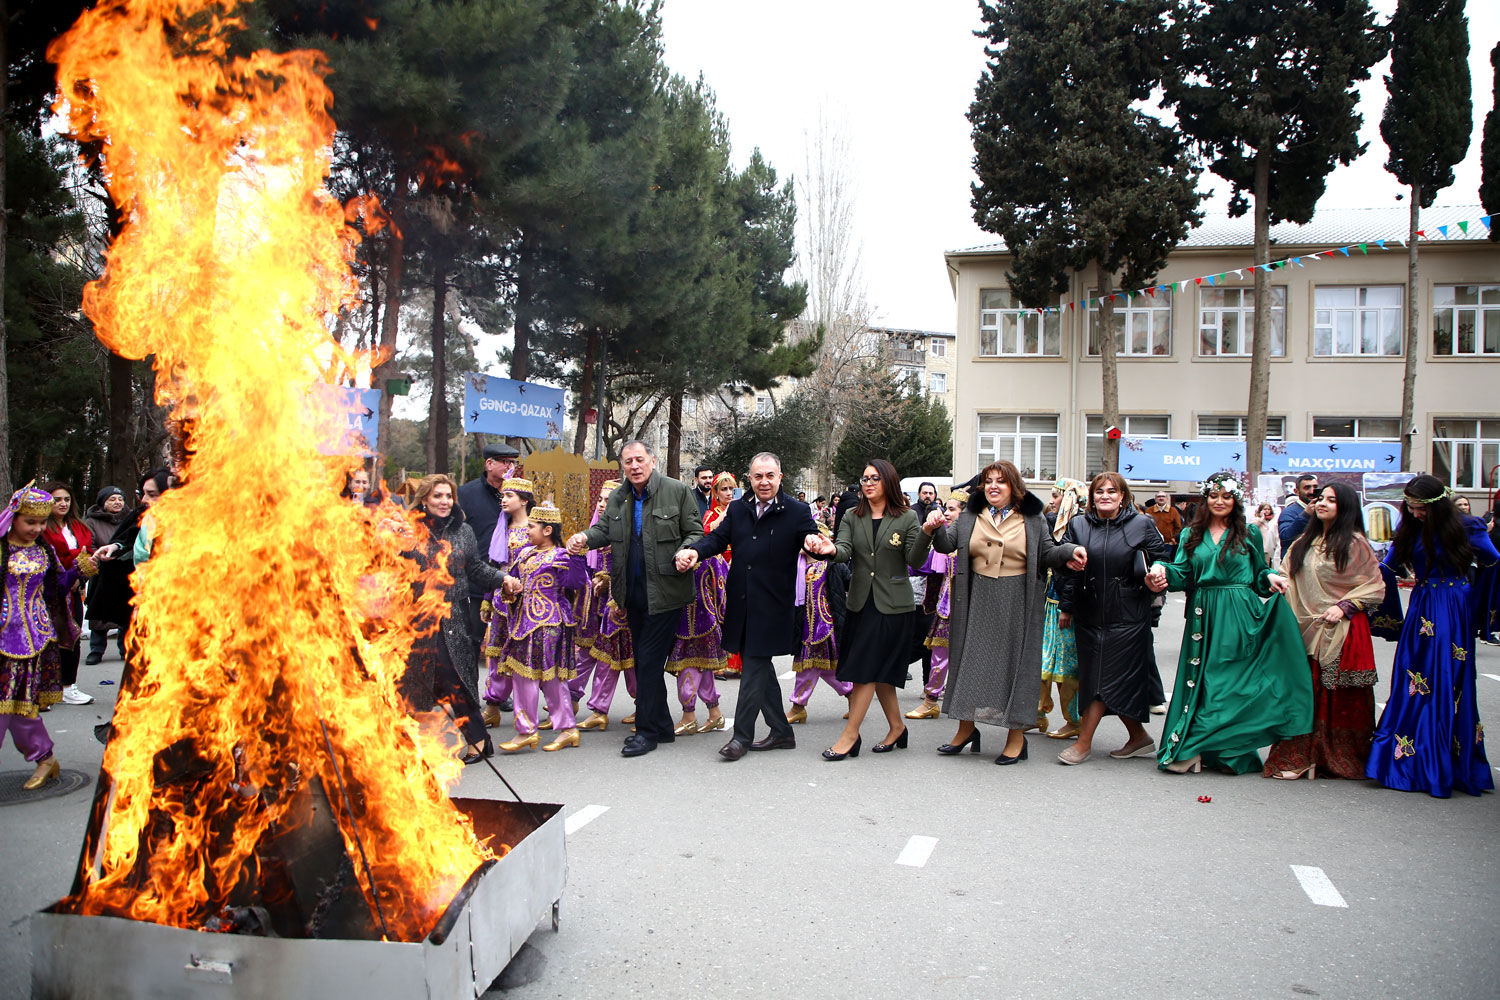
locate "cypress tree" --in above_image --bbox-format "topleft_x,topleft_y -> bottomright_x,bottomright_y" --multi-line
1168,0 -> 1386,480
969,0 -> 1202,472
1481,42 -> 1500,241
1382,0 -> 1471,470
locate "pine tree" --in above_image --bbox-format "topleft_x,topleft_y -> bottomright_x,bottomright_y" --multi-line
1382,0 -> 1470,471
1481,42 -> 1500,242
1169,0 -> 1386,480
833,368 -> 953,485
970,0 -> 1202,472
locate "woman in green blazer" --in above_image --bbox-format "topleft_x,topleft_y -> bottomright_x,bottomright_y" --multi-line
825,459 -> 945,760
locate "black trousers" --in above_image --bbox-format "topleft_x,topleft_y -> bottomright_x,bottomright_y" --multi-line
59,644 -> 81,687
434,646 -> 488,748
733,654 -> 792,745
626,596 -> 679,745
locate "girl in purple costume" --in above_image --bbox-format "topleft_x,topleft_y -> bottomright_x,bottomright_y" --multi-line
480,478 -> 535,724
0,486 -> 87,790
578,482 -> 638,731
666,551 -> 728,735
786,548 -> 853,723
496,505 -> 590,752
906,492 -> 965,720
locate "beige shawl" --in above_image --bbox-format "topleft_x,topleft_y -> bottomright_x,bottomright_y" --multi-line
1285,533 -> 1385,682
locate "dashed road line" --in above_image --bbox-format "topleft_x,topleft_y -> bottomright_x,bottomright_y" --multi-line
896,835 -> 938,868
1290,865 -> 1347,908
778,670 -> 795,681
1481,673 -> 1500,683
565,804 -> 610,836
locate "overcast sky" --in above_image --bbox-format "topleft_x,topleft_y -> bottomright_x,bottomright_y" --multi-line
659,0 -> 1500,334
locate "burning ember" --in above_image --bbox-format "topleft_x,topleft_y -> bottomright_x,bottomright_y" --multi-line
47,0 -> 493,940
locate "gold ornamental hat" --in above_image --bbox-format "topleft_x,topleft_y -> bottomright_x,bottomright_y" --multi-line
601,479 -> 621,493
529,504 -> 563,526
501,477 -> 535,496
950,488 -> 969,505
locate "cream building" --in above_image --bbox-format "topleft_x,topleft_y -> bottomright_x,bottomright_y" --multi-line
944,205 -> 1500,511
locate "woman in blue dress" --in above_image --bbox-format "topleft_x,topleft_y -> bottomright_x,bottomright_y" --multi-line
1367,475 -> 1498,797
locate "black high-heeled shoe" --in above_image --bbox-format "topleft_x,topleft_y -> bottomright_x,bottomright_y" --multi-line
936,730 -> 981,755
994,739 -> 1029,765
872,727 -> 909,753
462,736 -> 494,766
822,735 -> 862,761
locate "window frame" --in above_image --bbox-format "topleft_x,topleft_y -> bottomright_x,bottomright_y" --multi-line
1084,414 -> 1171,483
1194,415 -> 1286,441
1197,285 -> 1287,358
929,372 -> 947,394
1431,284 -> 1500,357
1312,284 -> 1404,358
979,289 -> 1062,358
1085,288 -> 1174,358
1311,416 -> 1401,442
930,338 -> 948,358
975,413 -> 1060,482
1431,417 -> 1500,490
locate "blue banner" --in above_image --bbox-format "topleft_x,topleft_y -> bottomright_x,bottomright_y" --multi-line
1118,439 -> 1248,480
311,385 -> 381,457
463,374 -> 565,440
1118,438 -> 1401,480
1261,440 -> 1399,475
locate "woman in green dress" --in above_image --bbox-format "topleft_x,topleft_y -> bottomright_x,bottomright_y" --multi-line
1145,473 -> 1311,774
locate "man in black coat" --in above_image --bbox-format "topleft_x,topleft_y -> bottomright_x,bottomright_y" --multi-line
455,442 -> 520,663
677,451 -> 833,760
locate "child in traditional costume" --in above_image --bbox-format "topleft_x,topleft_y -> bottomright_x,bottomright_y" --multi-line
787,524 -> 853,723
578,481 -> 637,731
480,477 -> 535,727
907,490 -> 968,721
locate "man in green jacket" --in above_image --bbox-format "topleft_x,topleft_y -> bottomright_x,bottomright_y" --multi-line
568,440 -> 703,756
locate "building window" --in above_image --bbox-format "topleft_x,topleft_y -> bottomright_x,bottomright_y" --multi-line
1196,415 -> 1285,440
977,413 -> 1058,480
1085,415 -> 1170,480
683,397 -> 698,416
755,395 -> 772,416
930,338 -> 947,358
929,372 -> 947,394
1086,289 -> 1173,357
1312,417 -> 1400,441
1313,285 -> 1403,357
979,289 -> 1061,356
1433,284 -> 1500,356
1198,287 -> 1286,357
1432,418 -> 1500,490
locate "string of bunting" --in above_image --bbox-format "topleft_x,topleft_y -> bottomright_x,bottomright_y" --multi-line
1032,213 -> 1495,315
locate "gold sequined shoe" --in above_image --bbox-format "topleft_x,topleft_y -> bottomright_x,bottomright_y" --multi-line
24,756 -> 60,790
699,715 -> 725,733
904,700 -> 940,720
482,705 -> 503,728
1046,722 -> 1081,740
538,717 -> 554,731
499,733 -> 540,753
578,712 -> 609,731
622,713 -> 636,725
674,718 -> 700,736
786,704 -> 807,724
543,728 -> 580,752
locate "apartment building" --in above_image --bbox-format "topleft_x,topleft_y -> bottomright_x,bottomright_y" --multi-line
943,205 -> 1500,509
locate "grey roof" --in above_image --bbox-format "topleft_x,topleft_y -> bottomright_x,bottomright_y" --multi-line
869,325 -> 956,339
948,204 -> 1493,256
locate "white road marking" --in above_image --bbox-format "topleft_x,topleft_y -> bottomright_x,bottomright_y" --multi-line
1290,865 -> 1348,908
565,804 -> 610,836
1377,702 -> 1386,713
896,835 -> 939,868
1481,673 -> 1500,683
778,671 -> 795,680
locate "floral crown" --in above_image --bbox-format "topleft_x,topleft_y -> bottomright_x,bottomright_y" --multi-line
501,477 -> 535,496
529,504 -> 563,526
1199,473 -> 1244,499
1402,485 -> 1455,506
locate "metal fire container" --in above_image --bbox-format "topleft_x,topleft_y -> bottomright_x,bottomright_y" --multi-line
31,798 -> 565,1000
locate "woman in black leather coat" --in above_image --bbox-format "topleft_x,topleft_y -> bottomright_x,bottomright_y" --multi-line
1055,473 -> 1169,765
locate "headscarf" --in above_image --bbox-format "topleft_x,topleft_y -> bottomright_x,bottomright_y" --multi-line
1051,477 -> 1087,541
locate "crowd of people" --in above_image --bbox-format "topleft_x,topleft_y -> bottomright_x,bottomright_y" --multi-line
3,447 -> 1496,801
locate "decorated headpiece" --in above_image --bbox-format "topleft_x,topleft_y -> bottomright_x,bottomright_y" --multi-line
1402,485 -> 1455,506
1052,477 -> 1088,540
713,471 -> 737,491
949,488 -> 970,505
601,479 -> 621,493
1199,473 -> 1244,499
501,477 -> 535,497
529,504 -> 563,526
0,482 -> 53,538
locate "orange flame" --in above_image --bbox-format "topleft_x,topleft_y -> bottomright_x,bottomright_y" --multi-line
49,0 -> 492,940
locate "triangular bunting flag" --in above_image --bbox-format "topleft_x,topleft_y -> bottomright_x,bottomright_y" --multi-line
1416,229 -> 1425,237
1146,287 -> 1155,297
1437,225 -> 1449,237
1338,247 -> 1351,256
1481,216 -> 1492,229
1458,221 -> 1469,235
1233,269 -> 1243,278
1358,243 -> 1368,254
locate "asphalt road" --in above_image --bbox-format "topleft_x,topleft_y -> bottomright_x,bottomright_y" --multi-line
2,593 -> 1496,1000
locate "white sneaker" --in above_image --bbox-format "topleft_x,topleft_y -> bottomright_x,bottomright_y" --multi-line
62,684 -> 94,705
1149,703 -> 1167,715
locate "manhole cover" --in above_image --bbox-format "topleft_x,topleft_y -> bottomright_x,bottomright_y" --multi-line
0,768 -> 91,806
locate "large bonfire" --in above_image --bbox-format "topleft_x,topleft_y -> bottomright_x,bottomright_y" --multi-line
48,0 -> 493,940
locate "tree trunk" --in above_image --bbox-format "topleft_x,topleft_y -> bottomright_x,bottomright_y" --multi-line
511,228 -> 535,383
1097,265 -> 1120,474
373,171 -> 407,476
573,330 -> 596,455
364,267 -> 380,355
1245,150 -> 1272,484
1400,185 -> 1421,471
427,254 -> 450,474
666,391 -> 683,479
0,0 -> 9,500
107,354 -> 135,486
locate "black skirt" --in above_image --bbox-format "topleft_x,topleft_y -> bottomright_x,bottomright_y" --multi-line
836,606 -> 914,686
